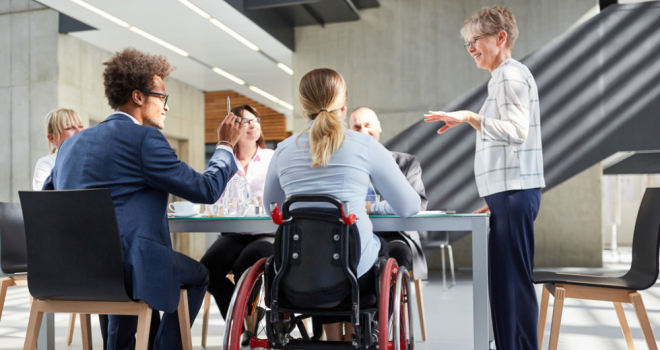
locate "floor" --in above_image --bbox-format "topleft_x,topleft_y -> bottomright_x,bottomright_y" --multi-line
1,249 -> 659,349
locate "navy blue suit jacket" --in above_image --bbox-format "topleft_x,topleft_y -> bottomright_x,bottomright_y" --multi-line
44,113 -> 237,312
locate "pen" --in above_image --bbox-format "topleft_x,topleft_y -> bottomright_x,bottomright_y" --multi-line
227,96 -> 231,116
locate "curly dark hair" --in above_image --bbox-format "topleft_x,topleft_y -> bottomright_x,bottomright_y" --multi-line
103,48 -> 175,109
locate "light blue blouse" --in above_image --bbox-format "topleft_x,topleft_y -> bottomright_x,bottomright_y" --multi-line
264,123 -> 420,277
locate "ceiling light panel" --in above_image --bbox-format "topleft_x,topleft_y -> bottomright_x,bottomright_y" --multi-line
209,18 -> 260,52
70,0 -> 129,27
277,63 -> 294,75
212,67 -> 246,85
129,27 -> 189,57
178,0 -> 211,19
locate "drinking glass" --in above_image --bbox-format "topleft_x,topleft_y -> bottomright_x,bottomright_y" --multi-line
222,176 -> 249,217
366,194 -> 381,204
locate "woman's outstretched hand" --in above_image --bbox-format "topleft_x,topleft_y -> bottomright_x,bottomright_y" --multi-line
424,111 -> 468,134
425,110 -> 482,133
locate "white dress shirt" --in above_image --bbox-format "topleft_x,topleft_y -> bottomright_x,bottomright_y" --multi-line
32,152 -> 57,190
475,58 -> 545,197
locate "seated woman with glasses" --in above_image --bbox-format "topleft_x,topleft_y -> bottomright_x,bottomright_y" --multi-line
200,104 -> 275,339
264,68 -> 420,341
32,108 -> 84,190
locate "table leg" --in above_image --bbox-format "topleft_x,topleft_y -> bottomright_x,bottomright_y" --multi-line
472,217 -> 490,350
37,312 -> 54,350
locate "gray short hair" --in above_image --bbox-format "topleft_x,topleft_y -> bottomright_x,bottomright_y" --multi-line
460,6 -> 518,50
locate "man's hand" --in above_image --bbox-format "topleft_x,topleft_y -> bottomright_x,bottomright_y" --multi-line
472,204 -> 490,214
217,112 -> 243,147
366,202 -> 372,215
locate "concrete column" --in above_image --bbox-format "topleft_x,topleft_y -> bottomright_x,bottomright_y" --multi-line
0,1 -> 57,202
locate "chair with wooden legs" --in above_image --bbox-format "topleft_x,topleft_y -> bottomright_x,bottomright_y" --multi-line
533,187 -> 660,350
0,202 -> 81,344
18,189 -> 193,350
201,272 -> 234,348
409,270 -> 428,342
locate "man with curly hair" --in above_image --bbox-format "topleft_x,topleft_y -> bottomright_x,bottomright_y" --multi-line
44,48 -> 243,350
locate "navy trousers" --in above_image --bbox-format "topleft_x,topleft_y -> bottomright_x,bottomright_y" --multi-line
485,189 -> 541,350
107,251 -> 210,350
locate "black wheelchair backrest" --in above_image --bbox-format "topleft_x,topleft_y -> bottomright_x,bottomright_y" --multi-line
272,195 -> 361,309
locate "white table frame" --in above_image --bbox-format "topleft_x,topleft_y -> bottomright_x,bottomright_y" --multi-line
169,214 -> 492,349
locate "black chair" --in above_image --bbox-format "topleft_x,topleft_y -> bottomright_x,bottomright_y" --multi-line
533,187 -> 660,350
18,189 -> 193,350
0,202 -> 84,346
0,202 -> 29,317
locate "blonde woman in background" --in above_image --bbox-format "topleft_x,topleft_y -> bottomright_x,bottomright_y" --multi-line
264,68 -> 420,341
32,108 -> 84,190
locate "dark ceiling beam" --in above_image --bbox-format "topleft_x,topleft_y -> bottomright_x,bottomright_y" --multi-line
58,13 -> 96,33
302,4 -> 325,27
245,0 -> 321,10
600,0 -> 617,11
342,0 -> 360,18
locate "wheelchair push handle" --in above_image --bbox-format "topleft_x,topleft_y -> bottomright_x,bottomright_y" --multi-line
270,203 -> 284,225
341,201 -> 356,225
270,195 -> 356,225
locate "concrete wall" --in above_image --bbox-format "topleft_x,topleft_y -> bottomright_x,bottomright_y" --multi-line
291,0 -> 597,141
0,1 -> 58,203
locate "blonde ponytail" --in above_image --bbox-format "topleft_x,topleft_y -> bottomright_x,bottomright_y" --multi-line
309,110 -> 345,167
298,68 -> 348,167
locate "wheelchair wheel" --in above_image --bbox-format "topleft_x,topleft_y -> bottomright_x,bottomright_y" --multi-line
393,266 -> 414,350
378,258 -> 414,350
224,257 -> 269,350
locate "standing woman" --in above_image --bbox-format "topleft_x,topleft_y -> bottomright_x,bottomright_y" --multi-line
32,108 -> 84,190
424,7 -> 545,350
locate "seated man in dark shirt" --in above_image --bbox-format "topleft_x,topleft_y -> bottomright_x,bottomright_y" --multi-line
349,107 -> 429,281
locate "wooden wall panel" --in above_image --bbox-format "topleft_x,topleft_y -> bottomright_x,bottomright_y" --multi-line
205,91 -> 290,144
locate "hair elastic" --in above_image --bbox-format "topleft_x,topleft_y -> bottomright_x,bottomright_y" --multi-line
319,109 -> 328,113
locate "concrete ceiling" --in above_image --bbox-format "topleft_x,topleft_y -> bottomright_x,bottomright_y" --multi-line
37,0 -> 294,117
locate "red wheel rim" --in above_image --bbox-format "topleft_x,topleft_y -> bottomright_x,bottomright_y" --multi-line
227,258 -> 268,350
379,258 -> 398,349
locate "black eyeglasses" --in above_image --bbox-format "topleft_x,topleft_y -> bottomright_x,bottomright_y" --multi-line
139,90 -> 169,106
463,33 -> 494,51
241,117 -> 261,126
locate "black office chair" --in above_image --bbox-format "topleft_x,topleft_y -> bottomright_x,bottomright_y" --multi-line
0,202 -> 29,315
0,202 -> 84,346
533,187 -> 660,350
18,189 -> 193,350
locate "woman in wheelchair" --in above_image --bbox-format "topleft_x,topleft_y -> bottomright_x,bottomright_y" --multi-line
224,68 -> 418,349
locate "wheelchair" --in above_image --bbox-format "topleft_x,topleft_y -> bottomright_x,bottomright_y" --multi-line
223,194 -> 415,350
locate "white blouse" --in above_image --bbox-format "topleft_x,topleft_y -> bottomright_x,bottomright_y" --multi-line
475,58 -> 545,197
233,147 -> 274,199
32,153 -> 57,191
